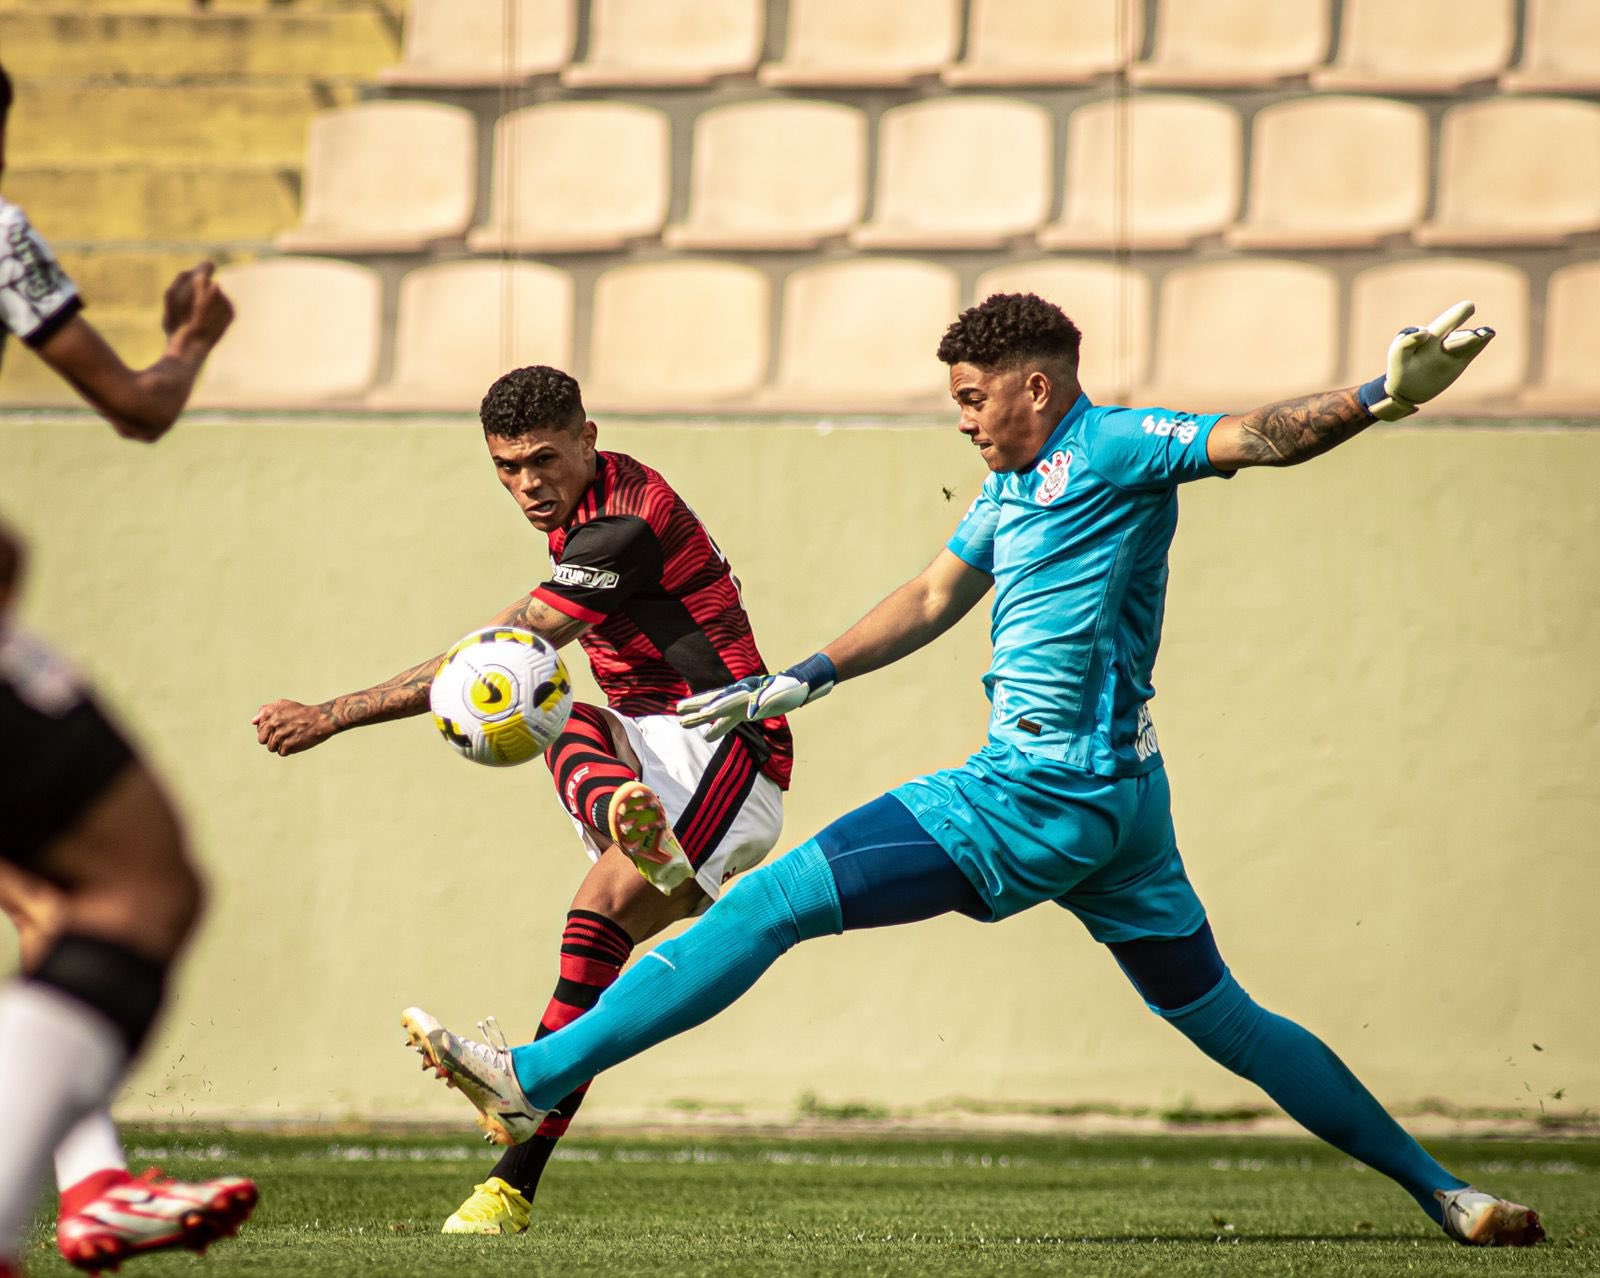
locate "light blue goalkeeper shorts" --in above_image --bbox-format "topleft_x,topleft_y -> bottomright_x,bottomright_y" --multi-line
890,741 -> 1206,942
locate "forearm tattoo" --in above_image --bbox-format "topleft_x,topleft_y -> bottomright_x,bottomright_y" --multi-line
1231,387 -> 1372,467
323,656 -> 438,729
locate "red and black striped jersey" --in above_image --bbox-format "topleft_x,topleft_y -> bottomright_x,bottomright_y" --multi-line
531,451 -> 794,789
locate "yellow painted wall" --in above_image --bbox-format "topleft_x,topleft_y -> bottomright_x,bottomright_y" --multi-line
1,415 -> 1596,1124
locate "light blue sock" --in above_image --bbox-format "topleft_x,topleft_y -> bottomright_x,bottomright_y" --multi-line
511,840 -> 842,1110
1163,973 -> 1467,1223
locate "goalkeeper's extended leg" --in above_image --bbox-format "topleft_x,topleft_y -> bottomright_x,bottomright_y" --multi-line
1110,923 -> 1542,1247
503,795 -> 984,1113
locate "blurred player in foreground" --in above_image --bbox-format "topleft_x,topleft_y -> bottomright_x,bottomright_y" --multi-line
0,63 -> 254,1278
409,294 -> 1544,1248
253,365 -> 793,1233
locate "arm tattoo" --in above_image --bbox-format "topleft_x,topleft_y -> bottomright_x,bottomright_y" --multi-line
1231,387 -> 1372,467
321,655 -> 439,730
503,594 -> 590,647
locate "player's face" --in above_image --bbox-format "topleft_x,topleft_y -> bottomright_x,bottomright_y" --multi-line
486,421 -> 598,532
949,362 -> 1054,473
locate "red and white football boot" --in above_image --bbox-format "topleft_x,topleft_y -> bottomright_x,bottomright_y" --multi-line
56,1167 -> 258,1273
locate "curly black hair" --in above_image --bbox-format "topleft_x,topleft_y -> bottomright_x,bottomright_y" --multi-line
479,365 -> 585,438
936,293 -> 1082,371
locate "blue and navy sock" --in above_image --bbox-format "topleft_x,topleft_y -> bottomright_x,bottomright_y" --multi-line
1162,973 -> 1467,1222
511,840 -> 843,1109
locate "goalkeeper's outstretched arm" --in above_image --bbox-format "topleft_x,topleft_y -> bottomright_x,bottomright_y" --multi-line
253,592 -> 588,756
1207,300 -> 1496,472
678,550 -> 991,742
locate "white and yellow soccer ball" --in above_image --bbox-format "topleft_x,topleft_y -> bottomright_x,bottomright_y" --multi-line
429,627 -> 573,766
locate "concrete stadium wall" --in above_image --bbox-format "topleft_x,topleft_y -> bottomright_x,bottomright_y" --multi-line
1,415 -> 1596,1125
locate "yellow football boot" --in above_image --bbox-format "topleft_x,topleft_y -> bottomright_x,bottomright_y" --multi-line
441,1177 -> 531,1235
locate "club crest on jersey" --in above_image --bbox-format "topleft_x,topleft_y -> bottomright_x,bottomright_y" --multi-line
553,562 -> 620,590
1034,449 -> 1072,505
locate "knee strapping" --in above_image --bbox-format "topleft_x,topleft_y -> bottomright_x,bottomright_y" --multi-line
32,933 -> 168,1055
723,841 -> 842,951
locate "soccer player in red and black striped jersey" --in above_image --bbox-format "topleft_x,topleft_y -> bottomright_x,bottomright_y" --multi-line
253,365 -> 793,1233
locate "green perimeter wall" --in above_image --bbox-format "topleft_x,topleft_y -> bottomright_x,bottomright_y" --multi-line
1,415 -> 1597,1124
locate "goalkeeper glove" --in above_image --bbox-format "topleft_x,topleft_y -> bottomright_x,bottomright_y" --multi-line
677,653 -> 837,743
1359,299 -> 1496,422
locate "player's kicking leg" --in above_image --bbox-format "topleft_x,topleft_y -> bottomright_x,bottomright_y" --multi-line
427,704 -> 777,1233
0,642 -> 258,1275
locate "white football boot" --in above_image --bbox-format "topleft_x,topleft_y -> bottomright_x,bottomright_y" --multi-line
1435,1186 -> 1545,1247
608,781 -> 694,894
56,1168 -> 258,1272
402,1007 -> 547,1146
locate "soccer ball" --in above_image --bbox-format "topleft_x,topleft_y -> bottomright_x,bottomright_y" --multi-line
429,627 -> 572,767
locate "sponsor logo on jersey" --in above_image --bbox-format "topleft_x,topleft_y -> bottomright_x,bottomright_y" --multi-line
1133,702 -> 1161,761
1035,449 -> 1073,505
1141,414 -> 1200,446
553,562 -> 620,590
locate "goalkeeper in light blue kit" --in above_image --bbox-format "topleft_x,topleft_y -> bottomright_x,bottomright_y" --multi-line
405,293 -> 1544,1248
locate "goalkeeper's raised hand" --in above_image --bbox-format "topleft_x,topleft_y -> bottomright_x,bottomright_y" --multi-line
677,653 -> 837,742
1359,300 -> 1496,422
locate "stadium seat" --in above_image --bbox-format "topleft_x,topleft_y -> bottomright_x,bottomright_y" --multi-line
763,259 -> 960,409
1346,259 -> 1528,406
973,260 -> 1151,400
468,103 -> 670,253
1040,95 -> 1241,250
195,259 -> 381,406
561,0 -> 763,86
1130,0 -> 1331,87
585,261 -> 770,410
378,0 -> 574,86
275,102 -> 476,254
1502,0 -> 1600,93
1134,260 -> 1338,411
1226,96 -> 1428,249
1311,0 -> 1513,92
759,0 -> 960,87
941,0 -> 1142,87
1520,261 -> 1600,411
850,98 -> 1052,249
664,100 -> 866,250
367,262 -> 574,411
1414,98 -> 1600,246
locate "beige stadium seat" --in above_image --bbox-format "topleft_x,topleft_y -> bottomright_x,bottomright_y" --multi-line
851,98 -> 1052,249
1346,259 -> 1527,407
1040,95 -> 1240,250
763,260 -> 959,410
1131,0 -> 1331,87
275,102 -> 475,254
759,0 -> 960,87
974,260 -> 1151,400
368,262 -> 574,411
195,259 -> 380,406
1312,0 -> 1513,92
664,101 -> 866,250
941,0 -> 1142,87
1227,96 -> 1428,249
1415,98 -> 1600,246
468,103 -> 669,253
585,261 -> 770,410
1523,261 -> 1600,410
378,0 -> 574,86
562,0 -> 763,86
1502,0 -> 1600,93
1134,261 -> 1338,411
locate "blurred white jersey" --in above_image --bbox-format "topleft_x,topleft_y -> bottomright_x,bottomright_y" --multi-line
0,196 -> 81,366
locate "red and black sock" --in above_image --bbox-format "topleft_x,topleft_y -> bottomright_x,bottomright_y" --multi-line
488,909 -> 634,1201
545,702 -> 638,835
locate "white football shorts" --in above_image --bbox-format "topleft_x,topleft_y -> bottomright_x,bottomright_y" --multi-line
567,709 -> 784,902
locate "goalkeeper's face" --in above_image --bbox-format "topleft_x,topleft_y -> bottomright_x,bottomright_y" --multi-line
949,361 -> 1066,474
486,420 -> 599,532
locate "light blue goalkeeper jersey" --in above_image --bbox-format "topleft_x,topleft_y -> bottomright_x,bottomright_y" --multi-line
947,393 -> 1228,777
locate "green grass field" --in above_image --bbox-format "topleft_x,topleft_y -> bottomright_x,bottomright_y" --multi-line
19,1127 -> 1600,1276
